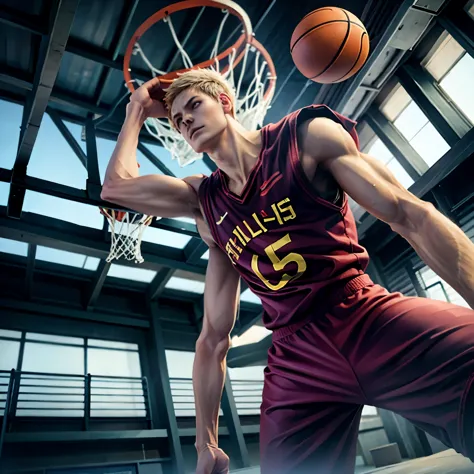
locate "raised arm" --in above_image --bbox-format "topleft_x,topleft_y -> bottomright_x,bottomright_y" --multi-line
101,78 -> 200,218
193,245 -> 240,473
304,117 -> 474,308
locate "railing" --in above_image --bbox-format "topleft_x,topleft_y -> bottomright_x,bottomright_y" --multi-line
0,369 -> 153,455
169,377 -> 264,416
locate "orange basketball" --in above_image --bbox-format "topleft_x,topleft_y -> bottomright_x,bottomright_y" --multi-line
290,7 -> 370,84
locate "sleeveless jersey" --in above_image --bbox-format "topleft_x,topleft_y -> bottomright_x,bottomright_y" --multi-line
198,105 -> 370,330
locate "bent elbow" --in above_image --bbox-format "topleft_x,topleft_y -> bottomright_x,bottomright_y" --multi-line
100,182 -> 120,203
391,199 -> 434,235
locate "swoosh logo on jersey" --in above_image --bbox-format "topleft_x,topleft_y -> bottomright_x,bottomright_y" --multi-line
260,172 -> 283,196
216,212 -> 228,225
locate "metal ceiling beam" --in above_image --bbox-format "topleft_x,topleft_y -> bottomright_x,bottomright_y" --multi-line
333,0 -> 415,113
0,208 -> 206,275
94,0 -> 141,106
0,297 -> 149,328
365,106 -> 428,180
227,335 -> 271,368
25,244 -> 36,299
0,167 -> 200,237
0,5 -> 48,35
183,239 -> 208,264
0,69 -> 112,116
438,7 -> 474,59
358,125 -> 474,240
397,64 -> 471,146
7,0 -> 80,219
85,260 -> 111,310
85,119 -> 102,201
147,267 -> 175,301
48,109 -> 87,167
233,312 -> 263,338
65,38 -> 150,82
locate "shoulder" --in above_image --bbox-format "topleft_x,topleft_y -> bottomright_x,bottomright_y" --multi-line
298,116 -> 359,163
181,174 -> 207,210
182,174 -> 207,194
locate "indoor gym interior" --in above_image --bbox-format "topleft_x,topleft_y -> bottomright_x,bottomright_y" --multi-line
0,0 -> 474,473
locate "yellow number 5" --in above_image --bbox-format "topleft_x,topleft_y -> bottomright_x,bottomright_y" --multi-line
251,234 -> 307,291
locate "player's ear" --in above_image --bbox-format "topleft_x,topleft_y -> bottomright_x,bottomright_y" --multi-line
219,93 -> 233,115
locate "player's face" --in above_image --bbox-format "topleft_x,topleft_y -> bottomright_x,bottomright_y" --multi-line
170,88 -> 230,153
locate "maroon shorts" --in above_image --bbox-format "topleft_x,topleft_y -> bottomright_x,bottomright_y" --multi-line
260,277 -> 474,473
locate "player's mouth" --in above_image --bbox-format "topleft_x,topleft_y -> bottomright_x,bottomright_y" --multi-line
190,126 -> 204,140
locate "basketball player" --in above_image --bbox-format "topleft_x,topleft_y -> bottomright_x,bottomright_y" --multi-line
101,70 -> 474,474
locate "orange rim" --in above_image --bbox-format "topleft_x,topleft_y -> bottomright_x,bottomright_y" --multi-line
123,0 -> 253,92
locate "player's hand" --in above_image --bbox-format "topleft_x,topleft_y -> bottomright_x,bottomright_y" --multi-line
129,77 -> 167,119
196,445 -> 229,474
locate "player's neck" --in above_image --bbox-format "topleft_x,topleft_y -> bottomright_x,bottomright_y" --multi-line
207,118 -> 262,190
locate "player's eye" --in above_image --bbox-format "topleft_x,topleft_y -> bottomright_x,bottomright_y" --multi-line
192,101 -> 201,109
176,118 -> 182,127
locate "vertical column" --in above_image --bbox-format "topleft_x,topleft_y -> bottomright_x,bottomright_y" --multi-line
220,369 -> 250,468
148,302 -> 185,474
85,119 -> 102,201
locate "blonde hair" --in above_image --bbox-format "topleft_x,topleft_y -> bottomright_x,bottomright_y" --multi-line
164,69 -> 235,122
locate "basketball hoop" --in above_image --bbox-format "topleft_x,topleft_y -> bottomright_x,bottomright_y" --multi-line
100,208 -> 155,264
123,0 -> 277,167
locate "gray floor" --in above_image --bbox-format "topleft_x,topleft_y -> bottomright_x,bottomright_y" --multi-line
232,450 -> 474,473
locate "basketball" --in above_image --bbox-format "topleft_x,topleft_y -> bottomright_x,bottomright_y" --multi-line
290,7 -> 370,84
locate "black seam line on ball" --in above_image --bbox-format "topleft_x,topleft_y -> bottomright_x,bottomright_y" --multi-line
331,31 -> 368,83
311,10 -> 352,80
290,20 -> 364,54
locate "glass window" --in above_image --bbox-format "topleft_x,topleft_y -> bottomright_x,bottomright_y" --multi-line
29,114 -> 87,189
380,84 -> 412,122
201,249 -> 210,260
0,340 -> 20,370
26,333 -> 84,346
424,34 -> 465,81
88,339 -> 139,351
88,346 -> 144,418
393,100 -> 449,166
0,181 -> 9,206
35,246 -> 100,271
366,139 -> 414,189
362,406 -> 378,416
166,350 -> 198,416
231,325 -> 270,348
439,53 -> 474,124
228,366 -> 265,415
417,267 -> 469,307
23,191 -> 103,229
88,348 -> 141,377
165,276 -> 205,293
0,237 -> 28,256
0,100 -> 23,170
0,329 -> 22,339
108,264 -> 157,283
141,225 -> 191,248
240,288 -> 262,305
22,342 -> 85,374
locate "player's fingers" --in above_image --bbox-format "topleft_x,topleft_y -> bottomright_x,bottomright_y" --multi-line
144,76 -> 162,91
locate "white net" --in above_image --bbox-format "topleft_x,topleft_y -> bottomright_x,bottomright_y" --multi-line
130,9 -> 276,167
102,209 -> 155,264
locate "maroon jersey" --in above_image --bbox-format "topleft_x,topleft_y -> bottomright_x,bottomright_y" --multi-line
198,105 -> 370,330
